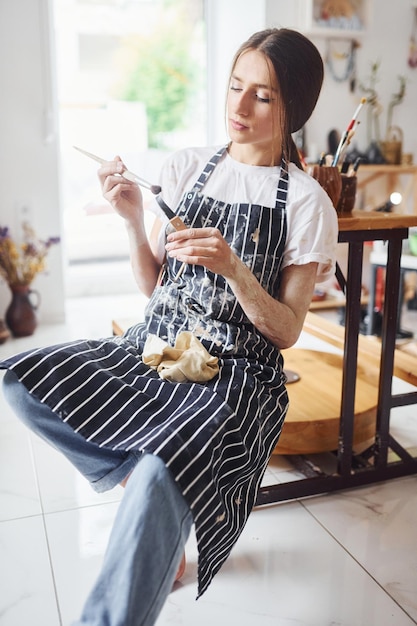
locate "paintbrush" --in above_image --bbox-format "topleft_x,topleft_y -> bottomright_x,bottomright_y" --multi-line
337,122 -> 360,168
332,98 -> 367,166
73,146 -> 162,195
75,145 -> 188,279
155,196 -> 188,282
348,156 -> 364,177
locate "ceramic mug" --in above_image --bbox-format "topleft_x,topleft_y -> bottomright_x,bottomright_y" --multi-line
308,164 -> 342,209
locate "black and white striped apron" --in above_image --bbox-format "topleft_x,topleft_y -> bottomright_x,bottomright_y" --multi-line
1,146 -> 290,596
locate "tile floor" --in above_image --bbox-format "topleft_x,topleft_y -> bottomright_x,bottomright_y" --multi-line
0,294 -> 416,626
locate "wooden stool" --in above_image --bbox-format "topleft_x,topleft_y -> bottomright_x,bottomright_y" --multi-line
274,349 -> 377,455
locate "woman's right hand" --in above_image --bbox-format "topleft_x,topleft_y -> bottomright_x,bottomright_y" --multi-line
98,156 -> 162,296
97,156 -> 144,225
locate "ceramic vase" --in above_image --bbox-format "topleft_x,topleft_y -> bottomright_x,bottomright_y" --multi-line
5,284 -> 40,337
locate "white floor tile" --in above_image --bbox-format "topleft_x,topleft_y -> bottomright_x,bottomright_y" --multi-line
31,497 -> 417,626
302,477 -> 417,623
157,503 -> 416,625
31,436 -> 124,514
0,417 -> 41,521
0,516 -> 60,626
44,503 -> 120,625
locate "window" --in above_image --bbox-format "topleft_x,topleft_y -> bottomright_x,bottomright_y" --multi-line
53,0 -> 206,294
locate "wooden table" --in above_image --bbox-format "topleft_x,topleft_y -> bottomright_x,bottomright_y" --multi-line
257,210 -> 417,505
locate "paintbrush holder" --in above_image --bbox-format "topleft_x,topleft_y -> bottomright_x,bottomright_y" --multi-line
336,174 -> 357,214
309,165 -> 342,209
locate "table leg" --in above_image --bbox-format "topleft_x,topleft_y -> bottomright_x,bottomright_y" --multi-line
338,240 -> 364,477
367,263 -> 377,335
374,236 -> 402,468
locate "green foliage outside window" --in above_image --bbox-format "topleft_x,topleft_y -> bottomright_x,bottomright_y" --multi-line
115,1 -> 201,148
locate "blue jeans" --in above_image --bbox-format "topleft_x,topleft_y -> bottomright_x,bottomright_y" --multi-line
3,370 -> 193,626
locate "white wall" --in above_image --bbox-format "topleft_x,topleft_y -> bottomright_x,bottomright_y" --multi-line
0,0 -> 65,323
265,0 -> 417,161
205,0 -> 267,144
208,0 -> 417,160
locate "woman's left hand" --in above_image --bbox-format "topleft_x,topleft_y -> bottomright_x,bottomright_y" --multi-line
165,227 -> 239,278
166,226 -> 319,351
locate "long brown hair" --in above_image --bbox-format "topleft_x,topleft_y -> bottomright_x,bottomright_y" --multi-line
229,28 -> 324,168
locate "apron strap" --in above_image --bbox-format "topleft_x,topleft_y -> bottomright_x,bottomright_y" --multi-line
191,145 -> 229,192
276,160 -> 289,210
191,144 -> 289,211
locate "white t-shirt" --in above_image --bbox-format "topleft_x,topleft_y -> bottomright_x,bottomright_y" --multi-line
150,146 -> 338,284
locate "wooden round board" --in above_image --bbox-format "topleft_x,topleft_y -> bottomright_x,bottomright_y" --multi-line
274,349 -> 378,455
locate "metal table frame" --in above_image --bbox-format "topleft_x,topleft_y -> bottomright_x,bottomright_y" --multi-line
256,217 -> 417,506
367,250 -> 417,337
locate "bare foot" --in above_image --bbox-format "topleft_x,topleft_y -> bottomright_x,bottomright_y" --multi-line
120,472 -> 132,488
175,553 -> 186,582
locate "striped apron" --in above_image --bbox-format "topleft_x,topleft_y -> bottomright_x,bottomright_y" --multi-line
1,146 -> 290,596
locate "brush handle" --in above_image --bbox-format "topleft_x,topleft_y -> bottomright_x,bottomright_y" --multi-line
73,146 -> 161,194
332,131 -> 348,166
120,170 -> 161,194
163,209 -> 188,283
332,100 -> 366,167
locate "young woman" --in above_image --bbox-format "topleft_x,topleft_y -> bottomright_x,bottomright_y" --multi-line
2,28 -> 337,625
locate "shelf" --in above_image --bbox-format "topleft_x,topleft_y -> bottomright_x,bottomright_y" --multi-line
356,165 -> 417,216
310,295 -> 368,310
359,164 -> 417,175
